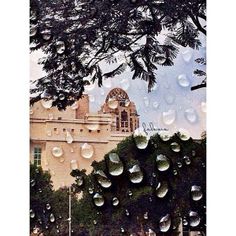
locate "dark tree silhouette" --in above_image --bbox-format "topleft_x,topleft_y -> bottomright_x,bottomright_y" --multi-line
30,0 -> 206,109
70,132 -> 206,235
191,57 -> 206,91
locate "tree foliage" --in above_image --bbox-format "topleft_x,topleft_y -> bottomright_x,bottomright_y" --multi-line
70,132 -> 206,235
30,0 -> 206,109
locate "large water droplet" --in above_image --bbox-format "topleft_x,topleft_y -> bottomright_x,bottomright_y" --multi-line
41,99 -> 53,109
147,228 -> 156,236
191,185 -> 203,201
70,160 -> 78,170
30,25 -> 37,37
159,214 -> 171,232
94,170 -> 112,188
177,74 -> 190,87
52,147 -> 63,157
107,153 -> 124,176
71,101 -> 79,110
144,212 -> 149,220
56,41 -> 65,54
133,128 -> 149,149
46,203 -> 51,210
125,209 -> 130,216
156,154 -> 170,171
189,211 -> 201,227
156,181 -> 169,198
201,102 -> 206,113
120,78 -> 130,91
66,131 -> 73,144
81,143 -> 94,159
128,164 -> 143,184
58,93 -> 65,100
50,213 -> 55,223
170,142 -> 181,152
107,97 -> 118,109
182,49 -> 193,63
184,108 -> 198,124
144,96 -> 149,107
30,209 -> 35,218
93,193 -> 105,207
76,175 -> 84,186
164,93 -> 175,105
183,155 -> 191,165
85,123 -> 100,131
112,197 -> 119,206
159,130 -> 172,141
178,128 -> 190,141
162,110 -> 176,125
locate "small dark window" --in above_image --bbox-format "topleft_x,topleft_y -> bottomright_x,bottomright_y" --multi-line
80,129 -> 83,132
97,130 -> 101,133
54,128 -> 57,132
63,128 -> 66,132
89,130 -> 92,133
33,146 -> 41,166
71,129 -> 74,132
58,117 -> 62,120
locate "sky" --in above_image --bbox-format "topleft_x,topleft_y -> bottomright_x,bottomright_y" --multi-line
30,38 -> 206,139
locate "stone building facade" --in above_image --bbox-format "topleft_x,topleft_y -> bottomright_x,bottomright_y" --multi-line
30,88 -> 139,189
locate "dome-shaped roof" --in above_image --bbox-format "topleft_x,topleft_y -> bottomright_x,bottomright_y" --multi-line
105,88 -> 130,103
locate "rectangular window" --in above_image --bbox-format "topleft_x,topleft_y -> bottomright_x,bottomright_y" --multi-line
33,146 -> 42,166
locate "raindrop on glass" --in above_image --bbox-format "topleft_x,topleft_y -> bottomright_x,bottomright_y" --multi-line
52,147 -> 63,158
191,185 -> 203,201
50,213 -> 55,223
182,49 -> 193,63
128,164 -> 143,184
58,93 -> 65,101
178,128 -> 190,141
184,108 -> 198,124
156,154 -> 170,171
66,131 -> 73,144
201,102 -> 206,113
46,203 -> 51,210
133,128 -> 149,149
189,211 -> 201,227
152,101 -> 159,109
177,161 -> 183,168
93,193 -> 105,207
120,78 -> 130,91
159,130 -> 172,141
125,209 -> 130,216
70,160 -> 78,170
56,41 -> 65,54
112,197 -> 119,206
164,93 -> 175,105
183,155 -> 191,165
81,143 -> 94,159
30,25 -> 37,37
107,97 -> 118,109
71,101 -> 79,110
144,212 -> 149,220
94,170 -> 112,188
177,74 -> 190,87
156,181 -> 169,198
143,96 -> 149,107
108,153 -> 124,176
162,110 -> 176,125
76,176 -> 84,186
170,142 -> 181,152
127,190 -> 133,197
159,214 -> 171,232
30,209 -> 35,218
41,99 -> 53,109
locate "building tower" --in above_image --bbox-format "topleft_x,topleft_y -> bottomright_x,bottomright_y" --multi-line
100,88 -> 139,133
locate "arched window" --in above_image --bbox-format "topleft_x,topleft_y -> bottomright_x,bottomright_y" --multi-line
121,110 -> 128,128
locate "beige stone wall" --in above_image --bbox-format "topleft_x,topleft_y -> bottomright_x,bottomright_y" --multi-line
30,89 -> 137,189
